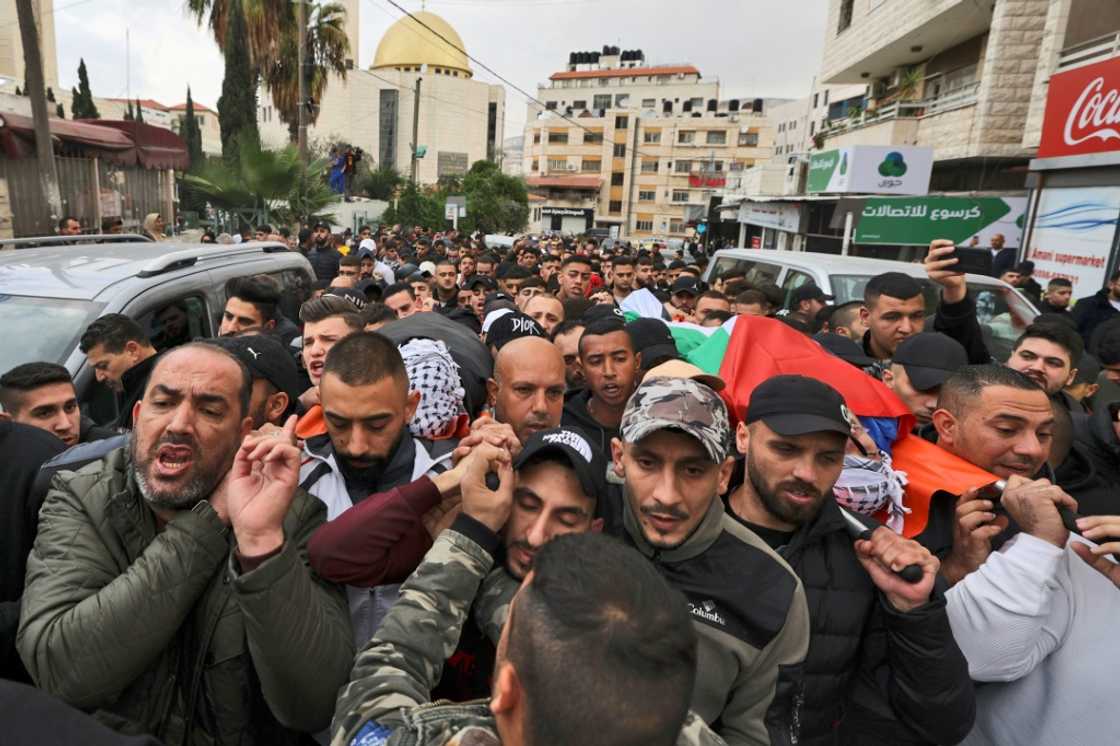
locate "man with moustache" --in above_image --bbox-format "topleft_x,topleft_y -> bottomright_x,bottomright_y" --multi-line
17,344 -> 352,743
726,376 -> 974,746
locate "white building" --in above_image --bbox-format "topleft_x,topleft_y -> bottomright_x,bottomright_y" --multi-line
258,8 -> 505,185
0,0 -> 58,94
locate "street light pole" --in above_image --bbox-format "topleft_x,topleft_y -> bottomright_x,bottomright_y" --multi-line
297,0 -> 308,161
410,74 -> 422,185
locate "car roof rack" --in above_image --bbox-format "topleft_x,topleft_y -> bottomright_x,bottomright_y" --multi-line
0,234 -> 153,249
136,242 -> 291,278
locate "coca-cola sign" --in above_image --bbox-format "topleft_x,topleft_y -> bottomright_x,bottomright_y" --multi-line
1040,56 -> 1120,158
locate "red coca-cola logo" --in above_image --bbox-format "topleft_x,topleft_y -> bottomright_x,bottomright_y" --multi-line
1040,57 -> 1120,159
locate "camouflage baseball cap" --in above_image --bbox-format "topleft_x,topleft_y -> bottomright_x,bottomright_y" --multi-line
620,376 -> 730,462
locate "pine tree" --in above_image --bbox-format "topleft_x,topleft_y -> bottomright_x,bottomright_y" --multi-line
134,98 -> 144,122
55,103 -> 64,118
46,87 -> 55,102
70,58 -> 99,119
217,1 -> 259,170
183,87 -> 204,167
124,100 -> 134,121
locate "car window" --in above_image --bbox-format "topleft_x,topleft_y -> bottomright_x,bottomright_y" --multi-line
781,270 -> 814,310
267,269 -> 312,324
0,296 -> 103,372
711,257 -> 781,287
140,295 -> 211,352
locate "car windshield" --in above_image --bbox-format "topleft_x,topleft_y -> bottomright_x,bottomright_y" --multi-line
829,274 -> 1037,360
0,295 -> 104,373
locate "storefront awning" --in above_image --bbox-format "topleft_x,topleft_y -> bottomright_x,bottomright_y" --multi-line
84,120 -> 190,170
0,112 -> 137,165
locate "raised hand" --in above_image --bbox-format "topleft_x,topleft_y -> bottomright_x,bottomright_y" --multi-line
855,528 -> 939,612
459,442 -> 514,533
1001,475 -> 1077,548
226,415 -> 302,556
924,239 -> 967,304
941,487 -> 1008,585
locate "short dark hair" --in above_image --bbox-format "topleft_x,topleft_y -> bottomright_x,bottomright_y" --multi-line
562,255 -> 592,270
734,289 -> 767,306
1014,321 -> 1084,367
256,224 -> 273,235
383,282 -> 415,301
477,253 -> 499,266
322,331 -> 407,389
578,318 -> 632,357
362,302 -> 397,326
551,319 -> 585,342
636,255 -> 653,268
1047,277 -> 1072,289
829,300 -> 863,330
1098,326 -> 1120,366
80,314 -> 150,354
435,258 -> 456,270
1073,353 -> 1101,384
0,362 -> 74,414
865,272 -> 923,305
508,533 -> 697,746
612,256 -> 635,269
938,364 -> 1044,416
58,216 -> 79,230
704,310 -> 733,324
225,275 -> 280,323
101,217 -> 123,232
699,290 -> 727,303
148,342 -> 252,417
339,254 -> 361,268
299,295 -> 365,327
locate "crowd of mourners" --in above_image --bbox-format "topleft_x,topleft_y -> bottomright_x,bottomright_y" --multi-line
2,221 -> 1120,746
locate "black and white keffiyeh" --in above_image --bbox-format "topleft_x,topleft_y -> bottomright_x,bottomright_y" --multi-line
401,338 -> 466,439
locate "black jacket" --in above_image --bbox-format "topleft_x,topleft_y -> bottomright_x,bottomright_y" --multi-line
0,421 -> 66,681
737,500 -> 975,746
1062,404 -> 1120,517
1038,300 -> 1071,317
307,245 -> 342,282
115,353 -> 158,430
933,293 -> 992,366
561,389 -> 618,456
1072,289 -> 1120,349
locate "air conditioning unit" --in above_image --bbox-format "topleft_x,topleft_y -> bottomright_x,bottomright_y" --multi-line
566,164 -> 577,171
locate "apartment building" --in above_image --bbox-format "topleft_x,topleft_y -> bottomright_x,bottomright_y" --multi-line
522,46 -> 779,239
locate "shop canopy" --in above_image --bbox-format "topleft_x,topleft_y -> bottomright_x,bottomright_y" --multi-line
0,114 -> 188,169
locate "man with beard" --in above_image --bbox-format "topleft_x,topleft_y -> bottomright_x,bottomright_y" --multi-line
727,376 -> 974,746
307,221 -> 341,282
204,335 -> 301,428
300,332 -> 461,644
552,320 -> 586,390
17,343 -> 353,743
562,318 -> 641,454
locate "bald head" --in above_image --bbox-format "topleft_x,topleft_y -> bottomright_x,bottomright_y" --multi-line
490,336 -> 567,444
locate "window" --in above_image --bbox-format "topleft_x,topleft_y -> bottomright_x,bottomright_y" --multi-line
548,158 -> 568,171
573,99 -> 586,109
641,98 -> 656,108
781,271 -> 814,310
730,161 -> 744,172
615,94 -> 630,107
638,190 -> 656,201
531,159 -> 539,171
613,143 -> 626,157
581,158 -> 601,172
678,130 -> 695,144
838,0 -> 853,33
810,121 -> 815,135
643,130 -> 661,144
689,98 -> 703,110
548,130 -> 569,144
593,94 -> 612,109
533,131 -> 541,144
641,159 -> 658,173
584,130 -> 603,144
823,90 -> 829,105
611,172 -> 625,186
790,120 -> 797,130
813,93 -> 819,108
738,132 -> 759,146
671,189 -> 690,203
141,295 -> 211,354
712,161 -> 724,172
674,160 -> 692,173
545,101 -> 557,110
707,130 -> 727,145
609,200 -> 622,214
778,123 -> 785,133
615,115 -> 629,129
669,220 -> 684,233
635,219 -> 654,232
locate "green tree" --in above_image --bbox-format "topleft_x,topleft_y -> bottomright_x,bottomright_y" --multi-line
216,1 -> 260,169
358,166 -> 402,200
381,181 -> 446,231
262,2 -> 349,143
124,100 -> 134,121
461,160 -> 528,234
70,58 -> 100,119
179,87 -> 208,214
134,98 -> 144,123
55,103 -> 64,118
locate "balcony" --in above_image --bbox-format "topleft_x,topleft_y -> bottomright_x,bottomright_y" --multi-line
820,81 -> 978,140
1057,31 -> 1120,73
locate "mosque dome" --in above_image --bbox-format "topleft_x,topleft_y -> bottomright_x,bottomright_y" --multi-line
371,11 -> 473,78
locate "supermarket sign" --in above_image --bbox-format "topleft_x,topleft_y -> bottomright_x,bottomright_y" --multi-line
807,145 -> 933,195
855,196 -> 1028,246
1039,56 -> 1120,159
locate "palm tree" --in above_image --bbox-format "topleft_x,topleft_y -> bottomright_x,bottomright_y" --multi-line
186,0 -> 289,70
262,2 -> 350,143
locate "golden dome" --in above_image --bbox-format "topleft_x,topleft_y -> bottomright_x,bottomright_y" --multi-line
371,11 -> 473,78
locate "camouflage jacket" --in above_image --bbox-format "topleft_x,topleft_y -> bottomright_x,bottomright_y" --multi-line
330,515 -> 727,746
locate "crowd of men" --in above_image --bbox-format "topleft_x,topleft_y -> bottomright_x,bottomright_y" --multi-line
2,221 -> 1120,746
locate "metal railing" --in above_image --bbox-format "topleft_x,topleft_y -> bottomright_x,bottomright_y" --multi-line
1057,31 -> 1120,72
820,82 -> 980,136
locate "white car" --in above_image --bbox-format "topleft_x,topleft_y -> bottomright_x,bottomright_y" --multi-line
703,249 -> 1039,361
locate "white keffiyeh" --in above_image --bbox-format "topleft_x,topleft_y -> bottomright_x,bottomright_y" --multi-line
832,452 -> 910,533
401,339 -> 465,439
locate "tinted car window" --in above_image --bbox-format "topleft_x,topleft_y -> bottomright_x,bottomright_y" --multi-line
0,296 -> 104,372
142,295 -> 211,352
780,270 -> 814,310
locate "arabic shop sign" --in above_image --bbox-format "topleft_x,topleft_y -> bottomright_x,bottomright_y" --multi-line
854,196 -> 1028,247
807,145 -> 933,195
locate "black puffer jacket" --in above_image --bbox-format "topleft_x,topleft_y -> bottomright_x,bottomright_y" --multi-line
306,246 -> 342,282
769,499 -> 975,746
1072,289 -> 1120,349
1065,403 -> 1120,516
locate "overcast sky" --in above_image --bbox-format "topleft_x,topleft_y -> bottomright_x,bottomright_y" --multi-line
54,0 -> 828,139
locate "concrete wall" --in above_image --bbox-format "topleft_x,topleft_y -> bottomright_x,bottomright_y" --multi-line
0,0 -> 59,93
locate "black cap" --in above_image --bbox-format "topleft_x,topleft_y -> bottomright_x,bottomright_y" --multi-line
746,375 -> 853,439
205,335 -> 301,417
891,332 -> 968,391
627,318 -> 680,369
486,311 -> 546,351
397,263 -> 419,277
671,276 -> 701,296
513,426 -> 608,499
582,303 -> 625,325
668,259 -> 686,270
814,332 -> 874,368
325,287 -> 369,311
790,283 -> 834,306
467,275 -> 497,291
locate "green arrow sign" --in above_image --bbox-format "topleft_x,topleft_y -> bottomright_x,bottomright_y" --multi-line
855,197 -> 1019,245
